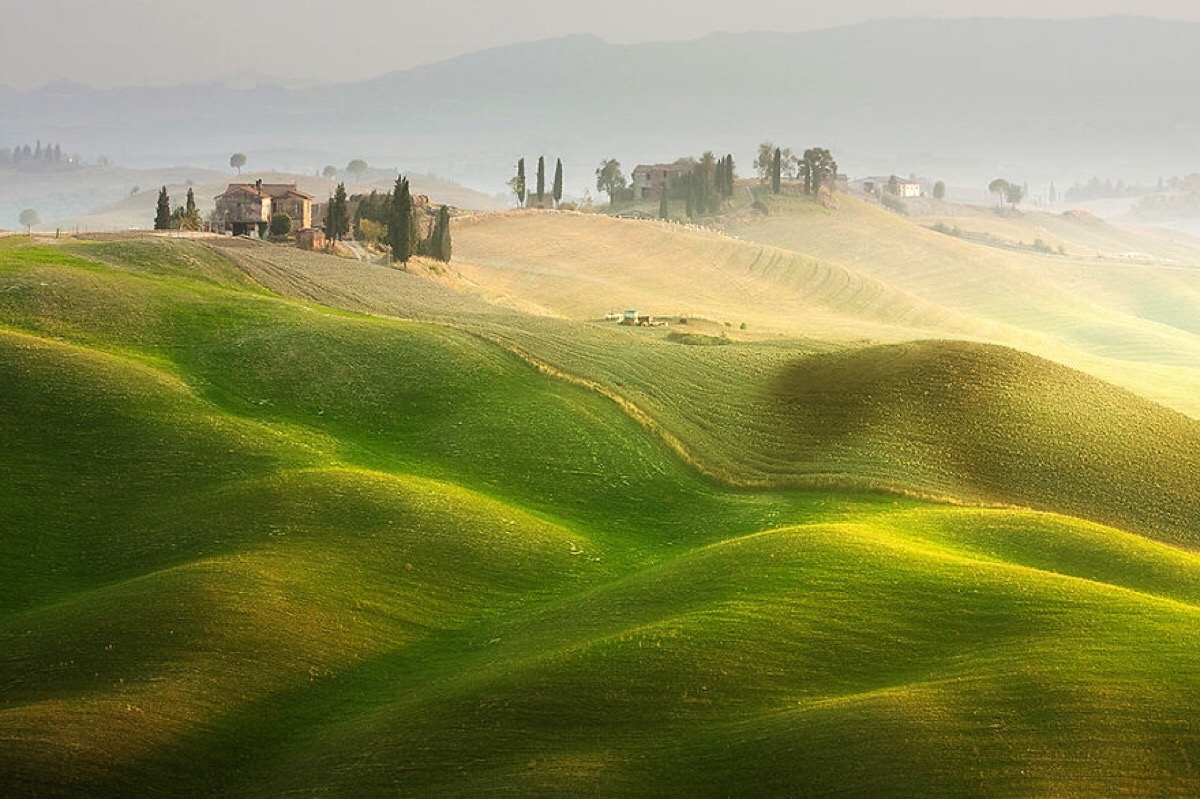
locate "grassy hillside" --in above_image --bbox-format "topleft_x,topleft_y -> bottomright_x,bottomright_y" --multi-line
725,194 -> 1200,416
5,236 -> 1200,795
449,210 -> 991,341
218,235 -> 1200,548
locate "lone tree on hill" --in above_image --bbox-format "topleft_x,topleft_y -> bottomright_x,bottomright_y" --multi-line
390,175 -> 416,267
325,182 -> 350,242
553,158 -> 563,208
230,153 -> 246,175
347,160 -> 368,183
771,148 -> 782,194
536,156 -> 546,207
19,208 -> 39,234
933,180 -> 946,200
595,158 -> 626,205
322,165 -> 338,180
154,187 -> 172,230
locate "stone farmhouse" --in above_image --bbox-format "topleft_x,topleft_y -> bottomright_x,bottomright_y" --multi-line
631,163 -> 692,200
214,180 -> 314,236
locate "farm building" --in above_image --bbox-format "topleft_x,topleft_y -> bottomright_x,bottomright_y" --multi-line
631,163 -> 691,200
214,180 -> 314,236
296,227 -> 326,251
851,176 -> 923,198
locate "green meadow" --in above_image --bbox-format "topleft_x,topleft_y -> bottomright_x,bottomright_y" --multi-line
3,225 -> 1200,795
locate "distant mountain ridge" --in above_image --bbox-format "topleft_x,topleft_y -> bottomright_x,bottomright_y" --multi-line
1,17 -> 1197,191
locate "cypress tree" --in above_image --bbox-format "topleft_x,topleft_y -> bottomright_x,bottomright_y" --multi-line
516,158 -> 526,207
536,156 -> 545,207
771,148 -> 782,194
659,185 -> 669,220
182,188 -> 201,230
433,205 -> 452,262
389,176 -> 415,266
409,197 -> 422,256
154,187 -> 171,230
325,182 -> 350,242
553,158 -> 563,207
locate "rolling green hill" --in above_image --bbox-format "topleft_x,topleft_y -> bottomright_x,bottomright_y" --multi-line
4,235 -> 1200,795
216,232 -> 1200,548
726,193 -> 1200,416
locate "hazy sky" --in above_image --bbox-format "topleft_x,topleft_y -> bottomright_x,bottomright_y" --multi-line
4,0 -> 1200,89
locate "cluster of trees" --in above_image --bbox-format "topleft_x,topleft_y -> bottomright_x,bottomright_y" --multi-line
1064,176 -> 1160,203
678,152 -> 736,218
1,141 -> 77,169
754,142 -> 838,195
592,152 -> 736,219
326,177 -> 452,265
153,186 -> 202,231
988,178 -> 1026,209
511,157 -> 564,208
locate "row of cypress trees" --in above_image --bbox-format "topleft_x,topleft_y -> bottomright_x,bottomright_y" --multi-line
511,156 -> 564,208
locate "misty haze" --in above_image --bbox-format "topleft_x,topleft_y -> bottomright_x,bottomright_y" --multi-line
5,2 -> 1200,795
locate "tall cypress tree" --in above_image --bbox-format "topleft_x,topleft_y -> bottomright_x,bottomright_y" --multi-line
552,158 -> 563,208
182,188 -> 201,231
772,149 -> 782,194
516,158 -> 526,207
536,156 -> 546,207
408,197 -> 422,256
325,182 -> 350,242
433,205 -> 452,262
154,186 -> 171,230
659,185 -> 670,220
390,175 -> 415,266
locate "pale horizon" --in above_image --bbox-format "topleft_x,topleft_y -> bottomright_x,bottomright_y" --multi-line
4,0 -> 1200,90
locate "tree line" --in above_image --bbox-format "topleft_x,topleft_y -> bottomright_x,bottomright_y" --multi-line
754,142 -> 838,196
586,140 -> 838,221
1,141 -> 78,169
